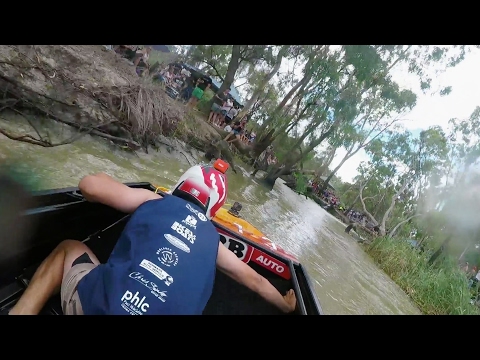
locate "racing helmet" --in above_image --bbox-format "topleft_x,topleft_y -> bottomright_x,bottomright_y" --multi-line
171,160 -> 229,220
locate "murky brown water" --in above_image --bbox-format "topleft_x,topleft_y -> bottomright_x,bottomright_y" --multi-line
0,115 -> 420,314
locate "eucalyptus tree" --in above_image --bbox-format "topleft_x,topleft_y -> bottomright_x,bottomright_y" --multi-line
355,126 -> 449,236
260,45 -> 472,187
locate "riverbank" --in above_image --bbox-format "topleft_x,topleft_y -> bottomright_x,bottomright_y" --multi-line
284,183 -> 478,315
364,237 -> 479,315
286,185 -> 375,241
0,45 -> 247,172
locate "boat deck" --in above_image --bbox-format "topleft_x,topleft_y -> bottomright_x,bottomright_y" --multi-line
0,260 -> 290,315
0,184 -> 320,315
0,210 -> 291,315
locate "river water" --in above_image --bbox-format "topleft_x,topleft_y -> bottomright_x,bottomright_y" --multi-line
0,115 -> 420,314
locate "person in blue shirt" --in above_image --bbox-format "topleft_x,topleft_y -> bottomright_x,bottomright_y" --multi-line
10,162 -> 296,315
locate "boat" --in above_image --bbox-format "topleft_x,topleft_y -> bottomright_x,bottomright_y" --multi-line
0,182 -> 323,315
155,186 -> 298,263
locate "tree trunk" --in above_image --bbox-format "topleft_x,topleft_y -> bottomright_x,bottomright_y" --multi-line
388,214 -> 422,238
379,182 -> 408,235
372,192 -> 386,218
318,117 -> 395,193
359,182 -> 379,225
316,147 -> 336,178
274,100 -> 320,144
252,128 -> 275,159
257,69 -> 312,136
236,45 -> 289,120
320,155 -> 350,191
205,45 -> 242,109
262,118 -> 339,186
459,244 -> 471,262
428,235 -> 452,265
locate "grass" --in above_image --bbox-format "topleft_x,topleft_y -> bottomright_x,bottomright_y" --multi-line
366,237 -> 480,315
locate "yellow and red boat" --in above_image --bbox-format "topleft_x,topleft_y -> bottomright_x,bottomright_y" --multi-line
155,185 -> 298,266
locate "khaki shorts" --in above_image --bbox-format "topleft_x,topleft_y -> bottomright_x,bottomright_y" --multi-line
60,263 -> 97,315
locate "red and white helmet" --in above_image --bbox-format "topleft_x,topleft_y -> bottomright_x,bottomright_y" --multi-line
171,160 -> 229,220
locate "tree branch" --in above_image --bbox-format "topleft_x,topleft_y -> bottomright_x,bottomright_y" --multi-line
380,181 -> 409,234
359,181 -> 379,224
0,123 -> 93,147
202,59 -> 225,82
388,213 -> 422,238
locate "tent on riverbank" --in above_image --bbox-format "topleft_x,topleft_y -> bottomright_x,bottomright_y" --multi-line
319,176 -> 336,191
182,64 -> 244,107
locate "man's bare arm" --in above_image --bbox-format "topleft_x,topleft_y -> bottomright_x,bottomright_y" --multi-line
79,173 -> 161,213
216,242 -> 296,313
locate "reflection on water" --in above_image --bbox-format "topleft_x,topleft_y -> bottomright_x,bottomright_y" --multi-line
0,117 -> 419,314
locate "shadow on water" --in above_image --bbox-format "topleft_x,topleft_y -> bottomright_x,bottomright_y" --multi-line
0,115 -> 420,314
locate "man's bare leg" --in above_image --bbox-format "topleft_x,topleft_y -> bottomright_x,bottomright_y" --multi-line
217,114 -> 225,127
9,240 -> 98,315
216,113 -> 223,126
208,111 -> 214,123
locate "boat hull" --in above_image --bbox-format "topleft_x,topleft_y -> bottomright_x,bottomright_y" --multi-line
0,182 -> 323,315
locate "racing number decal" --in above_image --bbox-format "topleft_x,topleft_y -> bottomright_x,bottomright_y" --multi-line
219,233 -> 253,262
217,229 -> 291,280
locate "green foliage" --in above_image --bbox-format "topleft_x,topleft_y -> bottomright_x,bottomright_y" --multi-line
147,50 -> 177,67
188,45 -> 233,79
187,45 -> 275,82
440,86 -> 452,96
367,237 -> 479,315
293,172 -> 308,193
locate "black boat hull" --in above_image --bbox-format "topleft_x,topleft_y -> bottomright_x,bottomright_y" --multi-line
0,182 -> 323,315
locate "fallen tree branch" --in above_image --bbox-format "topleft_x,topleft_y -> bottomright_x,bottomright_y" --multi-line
178,151 -> 194,166
0,74 -> 74,107
0,123 -> 93,147
17,104 -> 141,150
10,108 -> 43,140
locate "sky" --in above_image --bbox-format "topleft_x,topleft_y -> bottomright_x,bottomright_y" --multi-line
231,46 -> 480,183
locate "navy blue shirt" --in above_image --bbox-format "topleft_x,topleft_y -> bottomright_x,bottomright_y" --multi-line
77,195 -> 220,315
